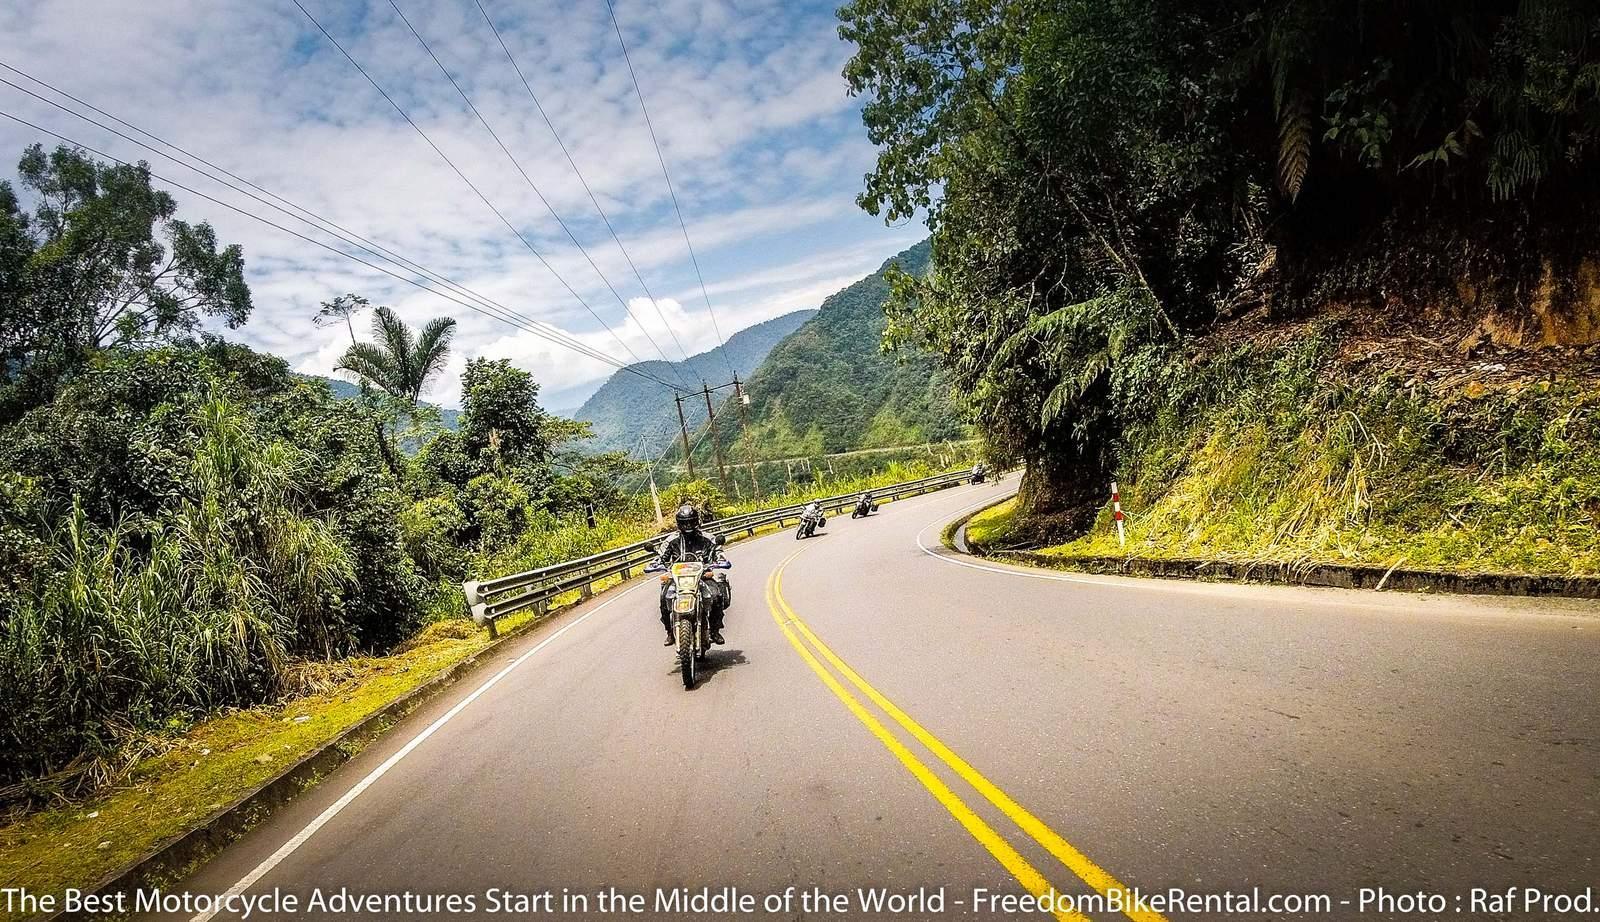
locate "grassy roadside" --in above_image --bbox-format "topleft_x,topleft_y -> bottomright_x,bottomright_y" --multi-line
0,460 -> 970,916
968,328 -> 1600,578
0,611 -> 538,920
962,498 -> 1020,551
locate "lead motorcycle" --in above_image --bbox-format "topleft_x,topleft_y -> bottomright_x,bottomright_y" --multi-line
645,537 -> 731,689
796,502 -> 826,539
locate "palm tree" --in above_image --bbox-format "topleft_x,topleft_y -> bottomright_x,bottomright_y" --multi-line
337,305 -> 456,405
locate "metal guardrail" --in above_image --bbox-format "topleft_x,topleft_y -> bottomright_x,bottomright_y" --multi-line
461,469 -> 981,635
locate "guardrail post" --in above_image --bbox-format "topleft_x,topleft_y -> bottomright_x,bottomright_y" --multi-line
464,580 -> 493,632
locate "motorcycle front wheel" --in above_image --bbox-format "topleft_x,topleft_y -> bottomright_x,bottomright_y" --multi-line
677,618 -> 696,689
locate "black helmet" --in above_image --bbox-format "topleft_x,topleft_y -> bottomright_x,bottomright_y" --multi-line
675,503 -> 700,534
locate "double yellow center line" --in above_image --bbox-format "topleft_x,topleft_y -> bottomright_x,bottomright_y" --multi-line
765,550 -> 1166,922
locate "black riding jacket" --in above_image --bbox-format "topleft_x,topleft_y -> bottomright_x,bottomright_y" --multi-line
653,529 -> 721,568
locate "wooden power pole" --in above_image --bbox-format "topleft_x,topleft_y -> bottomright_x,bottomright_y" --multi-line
701,384 -> 730,495
733,376 -> 760,499
674,394 -> 697,481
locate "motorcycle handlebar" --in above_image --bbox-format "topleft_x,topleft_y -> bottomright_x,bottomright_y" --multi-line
644,559 -> 729,573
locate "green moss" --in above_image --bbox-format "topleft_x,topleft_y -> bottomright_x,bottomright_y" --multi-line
962,498 -> 1020,549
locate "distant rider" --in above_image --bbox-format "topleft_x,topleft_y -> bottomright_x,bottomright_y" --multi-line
653,504 -> 727,647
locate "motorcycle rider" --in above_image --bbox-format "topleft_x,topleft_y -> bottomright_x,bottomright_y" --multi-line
653,503 -> 727,647
971,461 -> 988,483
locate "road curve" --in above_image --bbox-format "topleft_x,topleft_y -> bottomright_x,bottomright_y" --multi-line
142,476 -> 1600,921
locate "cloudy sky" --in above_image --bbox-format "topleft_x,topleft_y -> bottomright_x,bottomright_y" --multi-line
0,0 -> 925,410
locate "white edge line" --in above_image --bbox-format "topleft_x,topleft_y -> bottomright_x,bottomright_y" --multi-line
189,582 -> 648,922
914,488 -> 1117,588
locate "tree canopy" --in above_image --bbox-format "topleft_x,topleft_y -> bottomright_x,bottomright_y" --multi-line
840,0 -> 1600,522
0,144 -> 249,416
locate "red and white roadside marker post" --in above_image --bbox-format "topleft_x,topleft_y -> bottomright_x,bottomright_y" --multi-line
1111,481 -> 1126,547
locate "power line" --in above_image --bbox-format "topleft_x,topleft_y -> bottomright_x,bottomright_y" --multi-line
290,0 -> 656,374
0,108 -> 686,391
384,0 -> 692,391
0,67 -> 683,391
474,0 -> 698,375
603,0 -> 736,379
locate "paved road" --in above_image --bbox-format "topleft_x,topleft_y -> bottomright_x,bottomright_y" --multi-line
146,476 -> 1600,921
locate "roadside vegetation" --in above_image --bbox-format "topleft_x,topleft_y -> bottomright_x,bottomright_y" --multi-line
0,458 -> 957,915
842,0 -> 1600,565
965,318 -> 1600,575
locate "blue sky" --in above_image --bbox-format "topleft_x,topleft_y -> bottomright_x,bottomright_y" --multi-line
0,0 -> 926,410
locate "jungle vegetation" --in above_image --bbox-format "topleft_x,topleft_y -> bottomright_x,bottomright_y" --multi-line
0,144 -> 639,797
840,0 -> 1600,534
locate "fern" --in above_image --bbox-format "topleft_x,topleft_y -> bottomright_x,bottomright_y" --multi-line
1277,94 -> 1311,202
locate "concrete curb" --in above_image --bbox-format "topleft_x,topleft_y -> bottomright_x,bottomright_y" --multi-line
942,494 -> 1014,554
950,493 -> 1600,599
984,551 -> 1600,598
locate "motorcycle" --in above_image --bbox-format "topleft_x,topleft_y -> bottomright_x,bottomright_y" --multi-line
645,538 -> 732,690
970,464 -> 988,484
796,504 -> 826,540
850,494 -> 878,519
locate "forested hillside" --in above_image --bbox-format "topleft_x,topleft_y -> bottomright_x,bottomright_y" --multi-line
842,0 -> 1600,560
701,239 -> 966,466
574,309 -> 814,454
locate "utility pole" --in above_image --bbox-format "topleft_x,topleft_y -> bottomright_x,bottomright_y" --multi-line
733,376 -> 760,500
702,384 -> 730,496
674,393 -> 697,481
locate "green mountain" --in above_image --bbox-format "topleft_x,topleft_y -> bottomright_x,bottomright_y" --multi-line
574,309 -> 816,455
712,239 -> 966,463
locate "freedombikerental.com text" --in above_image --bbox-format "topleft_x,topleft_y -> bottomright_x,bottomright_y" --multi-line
5,884 -> 1598,917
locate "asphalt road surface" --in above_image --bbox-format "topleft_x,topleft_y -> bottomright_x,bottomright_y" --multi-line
144,475 -> 1600,921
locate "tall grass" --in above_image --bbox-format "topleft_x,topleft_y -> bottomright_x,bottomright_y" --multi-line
1038,336 -> 1600,575
0,398 -> 355,797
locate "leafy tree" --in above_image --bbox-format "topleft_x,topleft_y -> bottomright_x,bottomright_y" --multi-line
315,293 -> 369,346
459,357 -> 550,472
337,304 -> 456,405
0,145 -> 250,416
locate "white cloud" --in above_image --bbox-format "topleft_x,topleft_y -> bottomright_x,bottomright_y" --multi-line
0,0 -> 922,407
